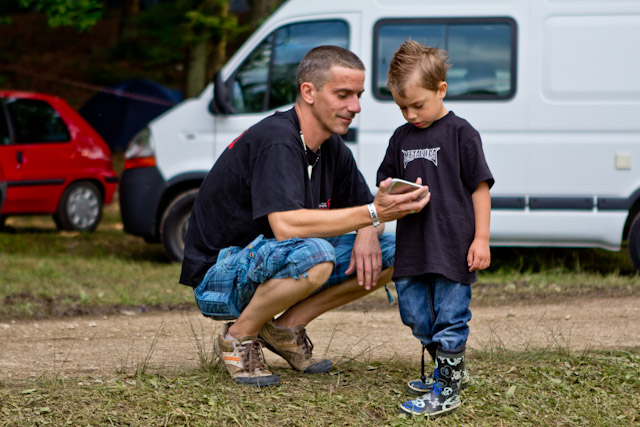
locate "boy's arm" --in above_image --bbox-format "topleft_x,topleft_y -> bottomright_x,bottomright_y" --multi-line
467,181 -> 491,272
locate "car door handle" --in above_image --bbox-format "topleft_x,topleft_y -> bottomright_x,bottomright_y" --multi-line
16,151 -> 23,164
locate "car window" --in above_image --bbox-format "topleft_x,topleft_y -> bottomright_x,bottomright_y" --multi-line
6,98 -> 71,143
230,20 -> 349,113
374,18 -> 517,101
0,102 -> 10,145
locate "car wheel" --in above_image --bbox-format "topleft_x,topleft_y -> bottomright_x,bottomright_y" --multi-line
161,189 -> 198,262
628,213 -> 640,269
54,181 -> 103,231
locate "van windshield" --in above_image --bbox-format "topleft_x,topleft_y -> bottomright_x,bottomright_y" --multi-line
230,20 -> 349,113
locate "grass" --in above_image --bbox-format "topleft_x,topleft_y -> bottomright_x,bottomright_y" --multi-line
0,203 -> 193,320
1,158 -> 640,424
0,349 -> 638,425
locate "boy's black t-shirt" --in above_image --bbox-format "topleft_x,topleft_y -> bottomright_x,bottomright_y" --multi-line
180,108 -> 374,288
376,111 -> 494,284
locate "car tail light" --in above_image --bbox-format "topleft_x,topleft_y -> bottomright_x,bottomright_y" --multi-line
124,128 -> 156,169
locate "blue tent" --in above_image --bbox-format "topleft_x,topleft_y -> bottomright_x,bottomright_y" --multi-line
79,79 -> 182,152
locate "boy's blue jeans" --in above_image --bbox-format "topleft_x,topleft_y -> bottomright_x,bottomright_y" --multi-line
394,274 -> 472,352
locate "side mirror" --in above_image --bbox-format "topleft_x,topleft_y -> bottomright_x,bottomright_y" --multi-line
208,72 -> 234,115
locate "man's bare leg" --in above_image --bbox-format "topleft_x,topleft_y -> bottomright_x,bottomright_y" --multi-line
274,267 -> 393,328
228,261 -> 334,339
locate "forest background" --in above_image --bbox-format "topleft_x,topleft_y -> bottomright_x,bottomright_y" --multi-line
0,0 -> 285,108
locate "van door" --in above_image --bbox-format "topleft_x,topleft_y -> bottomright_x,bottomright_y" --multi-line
213,15 -> 359,158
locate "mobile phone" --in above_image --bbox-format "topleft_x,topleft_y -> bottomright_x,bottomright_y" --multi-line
387,178 -> 428,200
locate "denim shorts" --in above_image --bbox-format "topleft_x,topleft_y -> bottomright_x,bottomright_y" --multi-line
394,274 -> 472,352
194,233 -> 396,320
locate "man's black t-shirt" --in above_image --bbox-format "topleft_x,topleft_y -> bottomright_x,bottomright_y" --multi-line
180,108 -> 374,288
376,111 -> 494,284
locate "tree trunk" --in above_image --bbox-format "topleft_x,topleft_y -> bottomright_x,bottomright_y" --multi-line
118,0 -> 140,42
184,0 -> 233,97
185,41 -> 209,98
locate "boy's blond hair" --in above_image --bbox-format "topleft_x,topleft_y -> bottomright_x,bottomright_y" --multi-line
387,40 -> 451,96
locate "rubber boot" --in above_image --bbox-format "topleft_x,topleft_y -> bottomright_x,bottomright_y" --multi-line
399,349 -> 465,417
406,344 -> 469,395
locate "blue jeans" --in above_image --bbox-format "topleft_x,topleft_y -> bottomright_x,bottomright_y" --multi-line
394,274 -> 471,352
194,233 -> 395,320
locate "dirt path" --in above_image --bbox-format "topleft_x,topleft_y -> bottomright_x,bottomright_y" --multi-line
1,296 -> 638,381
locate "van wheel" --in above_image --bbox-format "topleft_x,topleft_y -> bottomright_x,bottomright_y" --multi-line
54,181 -> 103,231
628,214 -> 640,269
161,189 -> 198,262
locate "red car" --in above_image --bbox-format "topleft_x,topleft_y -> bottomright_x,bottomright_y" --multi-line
0,90 -> 118,231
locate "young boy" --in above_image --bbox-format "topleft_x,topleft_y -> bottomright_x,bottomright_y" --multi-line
377,40 -> 494,417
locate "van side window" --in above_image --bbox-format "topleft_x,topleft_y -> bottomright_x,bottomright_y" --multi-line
6,99 -> 70,143
374,18 -> 516,101
230,20 -> 349,113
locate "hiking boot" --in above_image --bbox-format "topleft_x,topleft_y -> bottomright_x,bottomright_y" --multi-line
213,322 -> 281,387
259,320 -> 333,373
399,349 -> 465,418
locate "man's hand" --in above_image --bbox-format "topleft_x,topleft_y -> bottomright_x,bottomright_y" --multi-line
467,238 -> 491,272
374,177 -> 431,223
345,226 -> 382,290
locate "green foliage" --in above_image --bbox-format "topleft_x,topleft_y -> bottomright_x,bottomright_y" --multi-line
183,0 -> 243,42
17,0 -> 103,31
116,0 -> 243,67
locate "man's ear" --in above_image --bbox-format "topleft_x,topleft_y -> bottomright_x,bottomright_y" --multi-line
299,81 -> 316,105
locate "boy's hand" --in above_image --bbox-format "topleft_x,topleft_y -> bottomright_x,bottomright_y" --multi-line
467,238 -> 491,272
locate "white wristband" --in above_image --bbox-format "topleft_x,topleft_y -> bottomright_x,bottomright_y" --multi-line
367,203 -> 380,227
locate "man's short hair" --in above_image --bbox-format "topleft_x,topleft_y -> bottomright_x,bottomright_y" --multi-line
387,40 -> 450,96
296,46 -> 365,95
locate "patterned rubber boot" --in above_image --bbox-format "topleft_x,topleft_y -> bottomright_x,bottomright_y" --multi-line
399,349 -> 465,417
406,343 -> 469,394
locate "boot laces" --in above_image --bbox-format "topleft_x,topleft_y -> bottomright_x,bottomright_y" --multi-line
293,327 -> 314,359
236,338 -> 268,373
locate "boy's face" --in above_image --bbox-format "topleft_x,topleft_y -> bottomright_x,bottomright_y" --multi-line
391,79 -> 447,129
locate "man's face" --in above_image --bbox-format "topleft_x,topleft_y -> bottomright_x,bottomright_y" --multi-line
311,66 -> 365,136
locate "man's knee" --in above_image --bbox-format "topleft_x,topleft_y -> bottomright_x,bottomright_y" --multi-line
305,261 -> 334,290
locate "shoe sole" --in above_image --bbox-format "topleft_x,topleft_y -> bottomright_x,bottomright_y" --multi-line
260,337 -> 333,373
398,402 -> 461,418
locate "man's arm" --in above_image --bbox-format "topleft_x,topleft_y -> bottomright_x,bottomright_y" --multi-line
267,178 -> 429,240
467,181 -> 491,272
267,178 -> 429,290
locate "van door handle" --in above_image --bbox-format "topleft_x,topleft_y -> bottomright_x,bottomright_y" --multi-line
16,151 -> 23,164
343,128 -> 358,143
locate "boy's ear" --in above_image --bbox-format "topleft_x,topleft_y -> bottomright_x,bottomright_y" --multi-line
299,81 -> 316,105
437,81 -> 447,99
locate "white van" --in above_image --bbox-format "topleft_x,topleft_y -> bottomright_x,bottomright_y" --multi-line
119,0 -> 640,268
